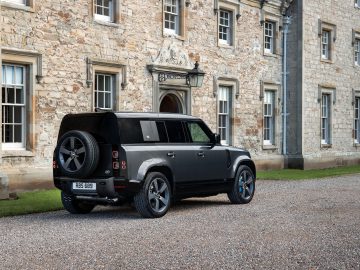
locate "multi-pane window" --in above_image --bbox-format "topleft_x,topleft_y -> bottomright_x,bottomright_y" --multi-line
263,91 -> 275,145
355,97 -> 360,144
322,30 -> 330,60
219,9 -> 232,45
355,39 -> 360,66
218,86 -> 231,145
94,0 -> 114,22
1,64 -> 26,149
94,73 -> 115,110
264,21 -> 275,54
321,94 -> 331,144
164,0 -> 180,35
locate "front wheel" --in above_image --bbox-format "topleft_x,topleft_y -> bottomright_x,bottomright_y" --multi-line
61,192 -> 95,214
227,165 -> 255,204
134,172 -> 171,218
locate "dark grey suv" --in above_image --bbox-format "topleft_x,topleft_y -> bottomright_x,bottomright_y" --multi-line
53,112 -> 256,218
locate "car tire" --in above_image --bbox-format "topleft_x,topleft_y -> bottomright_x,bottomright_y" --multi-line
134,172 -> 171,218
56,130 -> 99,178
61,192 -> 95,214
227,165 -> 256,204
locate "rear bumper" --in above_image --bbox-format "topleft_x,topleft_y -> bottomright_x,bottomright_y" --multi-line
53,177 -> 141,198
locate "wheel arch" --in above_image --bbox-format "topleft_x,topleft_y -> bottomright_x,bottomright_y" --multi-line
232,157 -> 256,180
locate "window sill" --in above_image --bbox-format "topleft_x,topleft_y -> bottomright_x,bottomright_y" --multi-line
0,2 -> 34,12
262,144 -> 277,150
2,150 -> 35,158
217,43 -> 234,49
321,143 -> 332,148
94,19 -> 120,28
263,52 -> 279,59
320,58 -> 333,64
163,32 -> 185,41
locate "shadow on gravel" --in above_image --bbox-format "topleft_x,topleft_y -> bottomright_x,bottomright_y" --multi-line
40,197 -> 231,220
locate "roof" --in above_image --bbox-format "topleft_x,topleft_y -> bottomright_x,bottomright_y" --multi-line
114,112 -> 199,120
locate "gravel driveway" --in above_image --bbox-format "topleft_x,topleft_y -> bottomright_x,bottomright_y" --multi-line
0,175 -> 359,270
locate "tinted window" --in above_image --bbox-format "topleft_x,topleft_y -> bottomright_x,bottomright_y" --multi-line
165,121 -> 186,143
140,121 -> 160,142
118,119 -> 143,144
187,122 -> 211,143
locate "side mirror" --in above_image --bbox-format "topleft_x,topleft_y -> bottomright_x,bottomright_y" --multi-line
211,133 -> 221,145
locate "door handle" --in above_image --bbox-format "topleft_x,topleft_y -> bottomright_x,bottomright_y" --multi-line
197,152 -> 205,157
167,152 -> 175,158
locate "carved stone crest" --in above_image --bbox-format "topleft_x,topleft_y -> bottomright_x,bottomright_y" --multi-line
152,41 -> 192,68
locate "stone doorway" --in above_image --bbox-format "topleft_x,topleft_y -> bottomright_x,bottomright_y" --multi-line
159,93 -> 184,113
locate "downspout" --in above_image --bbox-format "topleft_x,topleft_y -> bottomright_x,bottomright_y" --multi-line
282,16 -> 290,156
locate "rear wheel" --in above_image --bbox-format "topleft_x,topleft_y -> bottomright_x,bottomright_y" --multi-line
56,130 -> 99,178
134,172 -> 171,218
61,192 -> 95,214
228,165 -> 255,204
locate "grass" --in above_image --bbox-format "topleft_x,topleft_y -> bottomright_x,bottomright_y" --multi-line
0,189 -> 63,218
1,165 -> 360,218
257,165 -> 360,180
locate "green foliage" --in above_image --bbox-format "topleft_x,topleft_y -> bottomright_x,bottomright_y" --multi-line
0,189 -> 63,218
257,165 -> 360,180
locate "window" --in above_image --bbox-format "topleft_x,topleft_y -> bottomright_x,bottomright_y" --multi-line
264,21 -> 275,54
356,0 -> 360,8
1,64 -> 26,149
322,30 -> 330,60
94,0 -> 114,22
321,94 -> 331,145
187,122 -> 211,143
355,39 -> 360,66
355,97 -> 360,144
263,91 -> 275,145
218,86 -> 231,145
94,73 -> 115,110
164,0 -> 180,35
219,9 -> 233,45
1,0 -> 26,5
165,121 -> 186,143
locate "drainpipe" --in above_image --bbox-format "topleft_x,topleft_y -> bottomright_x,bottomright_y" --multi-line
282,16 -> 290,156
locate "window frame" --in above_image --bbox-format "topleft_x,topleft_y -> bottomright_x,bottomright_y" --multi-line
163,0 -> 185,38
355,97 -> 360,144
218,9 -> 233,46
1,63 -> 27,150
355,0 -> 360,8
321,93 -> 331,145
94,73 -> 116,111
0,0 -> 34,11
355,39 -> 360,66
321,30 -> 330,60
217,85 -> 232,145
263,90 -> 275,146
264,21 -> 275,54
93,0 -> 119,24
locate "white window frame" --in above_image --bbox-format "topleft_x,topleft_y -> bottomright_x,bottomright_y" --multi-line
218,9 -> 232,46
1,64 -> 26,150
322,30 -> 330,60
264,21 -> 275,54
218,86 -> 231,145
355,97 -> 360,144
94,73 -> 115,111
263,90 -> 275,145
1,0 -> 26,5
321,94 -> 331,145
94,0 -> 114,23
355,39 -> 360,66
164,0 -> 180,35
355,0 -> 360,8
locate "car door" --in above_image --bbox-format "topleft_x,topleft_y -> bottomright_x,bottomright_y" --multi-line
185,121 -> 228,185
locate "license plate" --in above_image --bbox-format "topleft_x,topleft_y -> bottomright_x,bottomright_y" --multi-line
72,182 -> 96,191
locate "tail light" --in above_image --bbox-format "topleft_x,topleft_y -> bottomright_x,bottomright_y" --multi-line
112,146 -> 120,177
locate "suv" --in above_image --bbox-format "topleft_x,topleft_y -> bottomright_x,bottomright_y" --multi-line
53,112 -> 256,218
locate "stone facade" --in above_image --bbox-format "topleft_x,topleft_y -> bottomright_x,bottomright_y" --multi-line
0,0 -> 358,192
286,0 -> 360,169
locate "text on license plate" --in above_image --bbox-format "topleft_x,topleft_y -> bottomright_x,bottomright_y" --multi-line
72,182 -> 96,191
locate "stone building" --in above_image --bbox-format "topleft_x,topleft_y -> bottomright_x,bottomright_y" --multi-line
0,0 -> 359,195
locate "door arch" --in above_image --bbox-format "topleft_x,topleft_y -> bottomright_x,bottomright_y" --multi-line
159,93 -> 184,113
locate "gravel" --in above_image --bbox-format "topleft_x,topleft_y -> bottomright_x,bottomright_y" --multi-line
0,174 -> 359,270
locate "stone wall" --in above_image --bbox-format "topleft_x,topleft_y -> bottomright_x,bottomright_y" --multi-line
1,0 -> 286,191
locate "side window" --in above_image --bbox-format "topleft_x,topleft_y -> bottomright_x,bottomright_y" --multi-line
165,121 -> 186,143
187,122 -> 211,143
118,119 -> 143,144
140,121 -> 160,142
